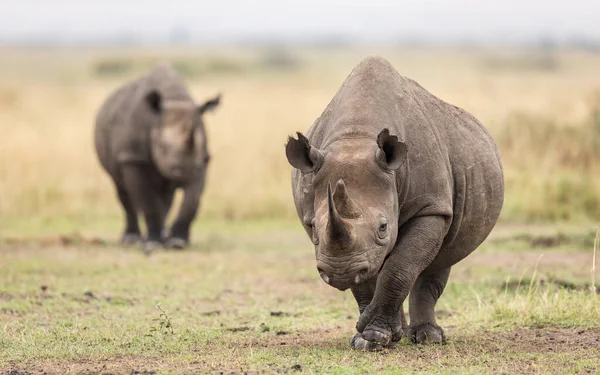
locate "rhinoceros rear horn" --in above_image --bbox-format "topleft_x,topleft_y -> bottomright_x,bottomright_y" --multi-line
376,128 -> 407,170
327,182 -> 353,247
285,132 -> 324,174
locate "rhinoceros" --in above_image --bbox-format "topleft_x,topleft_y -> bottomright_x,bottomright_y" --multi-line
285,56 -> 504,350
94,63 -> 220,251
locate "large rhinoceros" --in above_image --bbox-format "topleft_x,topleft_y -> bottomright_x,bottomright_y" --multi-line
285,56 -> 504,350
95,63 -> 220,252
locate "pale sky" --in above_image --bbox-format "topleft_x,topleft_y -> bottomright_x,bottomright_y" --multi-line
0,0 -> 599,43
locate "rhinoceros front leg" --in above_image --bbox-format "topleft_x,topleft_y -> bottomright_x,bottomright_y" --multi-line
165,172 -> 206,249
356,215 -> 447,349
122,164 -> 165,252
115,184 -> 142,245
407,266 -> 451,344
350,278 -> 407,351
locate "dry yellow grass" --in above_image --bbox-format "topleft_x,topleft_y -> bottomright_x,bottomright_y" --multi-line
1,46 -> 599,230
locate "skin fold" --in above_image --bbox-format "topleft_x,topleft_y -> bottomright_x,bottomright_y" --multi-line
94,64 -> 220,252
286,56 -> 504,350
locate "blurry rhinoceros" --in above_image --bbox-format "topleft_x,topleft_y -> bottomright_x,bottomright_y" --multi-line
94,63 -> 220,251
286,56 -> 504,350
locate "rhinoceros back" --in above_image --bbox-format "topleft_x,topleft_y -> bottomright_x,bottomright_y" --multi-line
94,64 -> 194,180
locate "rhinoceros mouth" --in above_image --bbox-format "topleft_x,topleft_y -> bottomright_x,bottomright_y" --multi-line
317,259 -> 371,291
164,165 -> 197,182
324,277 -> 354,291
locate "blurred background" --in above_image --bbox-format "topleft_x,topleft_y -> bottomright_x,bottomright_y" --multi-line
1,0 -> 599,236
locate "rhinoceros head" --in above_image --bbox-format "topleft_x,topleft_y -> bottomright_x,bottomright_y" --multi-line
286,129 -> 407,290
145,90 -> 220,181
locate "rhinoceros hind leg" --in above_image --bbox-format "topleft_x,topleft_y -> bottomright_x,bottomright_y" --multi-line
408,267 -> 450,344
159,189 -> 175,226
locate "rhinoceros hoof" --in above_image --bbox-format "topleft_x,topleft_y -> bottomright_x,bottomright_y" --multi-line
350,332 -> 399,351
121,232 -> 142,246
165,237 -> 188,250
407,323 -> 446,344
143,240 -> 164,254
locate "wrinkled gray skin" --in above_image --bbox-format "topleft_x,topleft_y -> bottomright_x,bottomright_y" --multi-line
286,56 -> 504,350
95,64 -> 220,252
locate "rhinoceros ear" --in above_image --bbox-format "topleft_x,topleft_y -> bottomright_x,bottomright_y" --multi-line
198,94 -> 221,114
376,128 -> 407,170
285,132 -> 324,174
145,90 -> 162,114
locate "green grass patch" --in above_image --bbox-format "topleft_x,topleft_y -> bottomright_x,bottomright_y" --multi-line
1,224 -> 599,373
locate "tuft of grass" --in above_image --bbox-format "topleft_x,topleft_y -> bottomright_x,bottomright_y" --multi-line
484,279 -> 600,329
148,303 -> 174,336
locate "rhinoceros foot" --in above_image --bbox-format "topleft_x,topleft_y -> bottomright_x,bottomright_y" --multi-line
121,232 -> 142,246
351,332 -> 384,351
355,302 -> 404,351
407,322 -> 445,344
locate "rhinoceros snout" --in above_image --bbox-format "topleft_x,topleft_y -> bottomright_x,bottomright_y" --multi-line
317,261 -> 370,290
169,166 -> 185,178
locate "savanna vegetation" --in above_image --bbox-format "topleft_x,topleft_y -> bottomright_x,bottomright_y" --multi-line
1,46 -> 599,228
0,45 -> 599,374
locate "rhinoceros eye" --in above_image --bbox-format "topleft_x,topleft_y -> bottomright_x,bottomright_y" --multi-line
378,216 -> 388,238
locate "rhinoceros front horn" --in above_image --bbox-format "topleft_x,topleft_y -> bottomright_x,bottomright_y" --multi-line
327,181 -> 353,248
332,179 -> 361,219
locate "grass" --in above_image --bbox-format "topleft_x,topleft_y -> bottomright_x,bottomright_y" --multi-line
1,46 -> 600,226
1,222 -> 599,374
